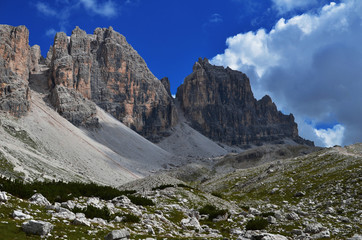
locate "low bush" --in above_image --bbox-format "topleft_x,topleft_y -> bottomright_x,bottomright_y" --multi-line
199,204 -> 227,220
73,205 -> 111,221
127,195 -> 154,206
245,217 -> 268,230
152,184 -> 174,191
121,213 -> 140,223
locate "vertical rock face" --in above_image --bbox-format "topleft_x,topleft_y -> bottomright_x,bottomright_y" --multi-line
177,58 -> 312,146
0,25 -> 31,117
49,26 -> 177,140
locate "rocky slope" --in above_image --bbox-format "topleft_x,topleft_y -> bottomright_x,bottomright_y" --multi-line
177,58 -> 313,147
0,144 -> 360,239
48,26 -> 177,140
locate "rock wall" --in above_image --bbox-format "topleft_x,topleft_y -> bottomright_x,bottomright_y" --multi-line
0,25 -> 31,117
48,26 -> 177,140
177,58 -> 313,146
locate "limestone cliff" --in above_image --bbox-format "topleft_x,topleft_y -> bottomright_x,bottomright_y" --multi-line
176,58 -> 313,146
48,26 -> 177,140
0,25 -> 31,117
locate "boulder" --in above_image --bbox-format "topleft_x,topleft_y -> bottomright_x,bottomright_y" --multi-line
12,210 -> 32,220
104,229 -> 130,240
29,193 -> 51,206
21,220 -> 53,236
0,191 -> 8,202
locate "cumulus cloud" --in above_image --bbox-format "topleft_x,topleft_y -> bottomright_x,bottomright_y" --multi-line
211,0 -> 362,147
315,124 -> 345,147
80,0 -> 117,17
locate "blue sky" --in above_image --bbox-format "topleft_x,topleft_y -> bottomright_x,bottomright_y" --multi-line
1,0 -> 361,147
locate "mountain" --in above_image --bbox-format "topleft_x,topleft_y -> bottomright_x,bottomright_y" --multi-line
177,57 -> 313,147
48,26 -> 177,141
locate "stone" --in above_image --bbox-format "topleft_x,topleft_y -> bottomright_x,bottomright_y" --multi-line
176,58 -> 313,146
305,223 -> 324,234
181,217 -> 202,231
286,212 -> 300,220
267,216 -> 276,224
0,191 -> 8,201
12,210 -> 32,220
0,24 -> 31,117
312,230 -> 330,239
73,217 -> 91,227
348,234 -> 362,240
294,191 -> 306,197
21,220 -> 53,236
29,193 -> 51,206
104,229 -> 130,240
249,207 -> 261,215
253,233 -> 288,240
48,26 -> 177,139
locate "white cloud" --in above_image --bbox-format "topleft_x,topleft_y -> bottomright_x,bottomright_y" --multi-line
80,0 -> 117,17
36,2 -> 57,16
315,124 -> 345,147
209,13 -> 223,23
272,0 -> 317,13
211,0 -> 362,146
45,28 -> 57,37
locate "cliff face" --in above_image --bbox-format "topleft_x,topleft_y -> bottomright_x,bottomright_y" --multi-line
177,58 -> 312,146
49,26 -> 177,140
0,25 -> 32,117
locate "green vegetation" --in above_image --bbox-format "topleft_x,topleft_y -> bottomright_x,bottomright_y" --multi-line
245,217 -> 268,230
127,195 -> 154,206
152,184 -> 174,190
0,177 -> 135,203
73,205 -> 111,221
199,204 -> 227,221
121,213 -> 141,223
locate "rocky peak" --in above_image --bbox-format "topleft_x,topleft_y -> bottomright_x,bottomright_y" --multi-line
177,58 -> 313,146
48,26 -> 177,140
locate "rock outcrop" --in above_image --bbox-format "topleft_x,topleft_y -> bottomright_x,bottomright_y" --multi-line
0,25 -> 31,117
177,58 -> 312,146
48,26 -> 177,140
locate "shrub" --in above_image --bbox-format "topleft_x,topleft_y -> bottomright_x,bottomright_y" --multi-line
152,184 -> 174,191
261,212 -> 275,217
245,217 -> 268,230
211,191 -> 223,199
199,204 -> 227,220
121,213 -> 140,223
73,205 -> 111,221
127,195 -> 154,206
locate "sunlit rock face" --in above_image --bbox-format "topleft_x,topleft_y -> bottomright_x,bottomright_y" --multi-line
177,58 -> 312,146
0,25 -> 31,117
49,26 -> 177,140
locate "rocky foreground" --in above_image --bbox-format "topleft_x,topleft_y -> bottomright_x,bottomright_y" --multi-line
0,144 -> 361,239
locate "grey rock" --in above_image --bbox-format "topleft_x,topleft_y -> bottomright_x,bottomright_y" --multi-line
21,220 -> 53,236
312,230 -> 330,239
286,212 -> 300,220
73,217 -> 91,227
305,223 -> 324,234
104,229 -> 130,240
29,193 -> 51,206
268,216 -> 276,224
0,191 -> 8,202
348,234 -> 362,240
12,210 -> 32,220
